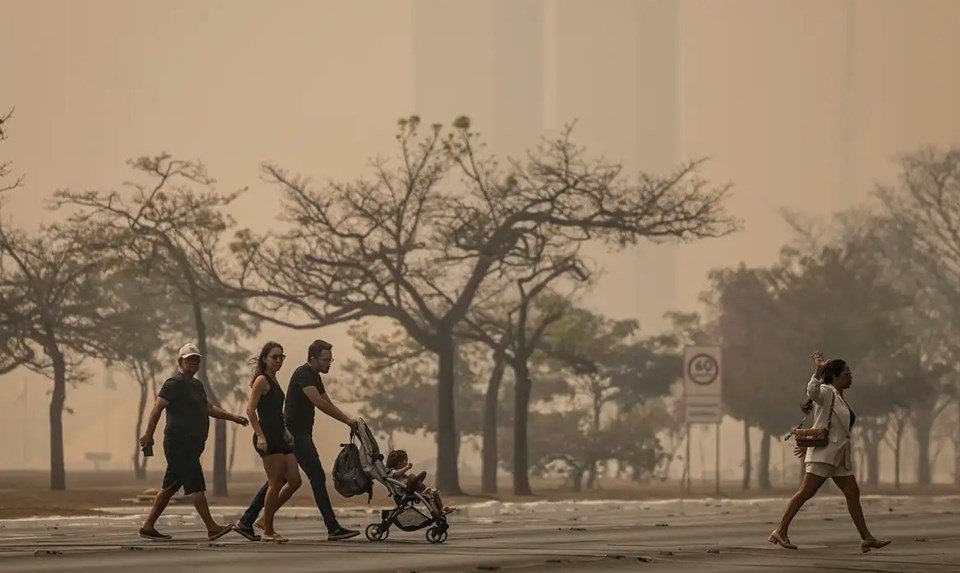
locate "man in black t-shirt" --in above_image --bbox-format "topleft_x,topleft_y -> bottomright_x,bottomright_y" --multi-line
236,339 -> 360,541
138,343 -> 250,541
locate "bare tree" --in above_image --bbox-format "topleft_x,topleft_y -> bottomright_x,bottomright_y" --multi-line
221,117 -> 737,493
53,155 -> 246,496
0,221 -> 134,490
0,107 -> 31,374
0,107 -> 24,194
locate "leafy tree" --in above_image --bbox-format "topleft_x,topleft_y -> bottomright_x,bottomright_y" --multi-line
497,306 -> 679,490
337,325 -> 485,455
54,155 -> 249,495
0,222 -> 141,490
704,235 -> 911,489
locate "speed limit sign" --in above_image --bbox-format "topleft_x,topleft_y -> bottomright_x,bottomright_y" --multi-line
682,346 -> 724,494
684,346 -> 722,397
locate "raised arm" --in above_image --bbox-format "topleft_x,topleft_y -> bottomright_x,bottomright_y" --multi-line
389,462 -> 413,478
302,385 -> 355,427
806,350 -> 828,404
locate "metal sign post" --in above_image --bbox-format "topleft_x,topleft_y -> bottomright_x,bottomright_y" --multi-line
683,346 -> 723,495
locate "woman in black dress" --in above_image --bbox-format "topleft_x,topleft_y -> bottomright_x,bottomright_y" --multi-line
245,342 -> 301,542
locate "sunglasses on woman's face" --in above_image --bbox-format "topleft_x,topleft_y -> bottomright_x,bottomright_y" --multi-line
269,354 -> 286,361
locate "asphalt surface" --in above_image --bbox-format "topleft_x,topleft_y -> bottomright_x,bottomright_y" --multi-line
2,495 -> 959,572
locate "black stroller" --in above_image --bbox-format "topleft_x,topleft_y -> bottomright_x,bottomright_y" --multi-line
351,420 -> 451,544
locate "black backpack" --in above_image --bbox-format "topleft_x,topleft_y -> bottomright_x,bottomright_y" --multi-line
333,440 -> 373,501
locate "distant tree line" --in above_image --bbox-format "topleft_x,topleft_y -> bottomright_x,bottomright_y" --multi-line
0,111 -> 736,493
706,147 -> 960,489
6,105 -> 960,494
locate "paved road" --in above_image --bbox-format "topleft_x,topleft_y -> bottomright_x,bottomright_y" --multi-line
2,495 -> 959,572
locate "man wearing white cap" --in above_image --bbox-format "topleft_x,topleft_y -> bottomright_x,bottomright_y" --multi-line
138,343 -> 250,541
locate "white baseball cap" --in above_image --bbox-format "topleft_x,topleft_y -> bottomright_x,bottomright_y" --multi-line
177,343 -> 203,360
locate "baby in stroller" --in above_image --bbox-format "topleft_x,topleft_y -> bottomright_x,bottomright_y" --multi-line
385,449 -> 455,516
347,419 -> 452,544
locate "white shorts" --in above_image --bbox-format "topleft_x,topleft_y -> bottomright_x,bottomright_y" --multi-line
806,462 -> 854,478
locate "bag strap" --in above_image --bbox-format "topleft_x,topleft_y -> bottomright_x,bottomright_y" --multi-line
825,390 -> 835,432
784,387 -> 836,441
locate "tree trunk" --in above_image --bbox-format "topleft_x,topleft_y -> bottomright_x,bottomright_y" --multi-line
434,335 -> 462,494
864,432 -> 880,488
570,466 -> 584,492
189,297 -> 228,497
894,426 -> 903,490
48,344 -> 67,491
512,358 -> 533,495
133,375 -> 148,480
954,399 -> 960,486
914,414 -> 933,486
591,385 -> 602,433
741,421 -> 751,490
954,435 -> 960,486
758,430 -> 772,490
585,461 -> 599,490
481,352 -> 506,495
660,433 -> 683,480
228,415 -> 239,479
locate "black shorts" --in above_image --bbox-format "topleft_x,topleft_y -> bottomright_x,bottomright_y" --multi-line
161,441 -> 206,495
253,428 -> 294,458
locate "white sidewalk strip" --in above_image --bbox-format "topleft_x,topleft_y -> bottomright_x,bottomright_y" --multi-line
3,494 -> 956,529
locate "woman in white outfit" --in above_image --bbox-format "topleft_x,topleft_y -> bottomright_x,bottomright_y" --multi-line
769,351 -> 890,553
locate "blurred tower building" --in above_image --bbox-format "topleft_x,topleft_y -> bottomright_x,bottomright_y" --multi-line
412,0 -> 680,330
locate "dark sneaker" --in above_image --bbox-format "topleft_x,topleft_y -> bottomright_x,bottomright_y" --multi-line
327,526 -> 360,541
233,520 -> 261,541
138,527 -> 172,541
207,524 -> 234,541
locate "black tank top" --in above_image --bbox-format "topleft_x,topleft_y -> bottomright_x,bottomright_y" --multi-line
256,374 -> 286,438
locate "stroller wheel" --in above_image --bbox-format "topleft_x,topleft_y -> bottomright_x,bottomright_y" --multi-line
365,523 -> 389,542
425,526 -> 448,544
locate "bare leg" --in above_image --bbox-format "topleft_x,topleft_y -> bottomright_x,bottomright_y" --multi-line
262,454 -> 288,536
275,454 -> 302,508
142,487 -> 176,531
190,491 -> 224,533
832,475 -> 872,540
775,472 -> 827,539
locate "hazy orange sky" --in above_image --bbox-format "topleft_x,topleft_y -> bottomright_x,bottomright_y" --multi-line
2,1 -> 959,481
